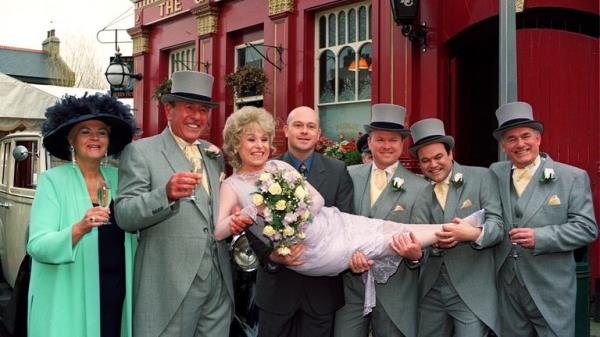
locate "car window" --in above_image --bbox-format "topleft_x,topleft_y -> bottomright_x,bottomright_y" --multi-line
1,142 -> 9,186
13,140 -> 38,189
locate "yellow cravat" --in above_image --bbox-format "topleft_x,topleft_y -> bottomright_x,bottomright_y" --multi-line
512,167 -> 532,197
370,169 -> 387,206
174,141 -> 208,196
434,182 -> 449,210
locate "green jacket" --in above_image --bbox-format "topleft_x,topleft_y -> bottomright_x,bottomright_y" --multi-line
27,164 -> 136,337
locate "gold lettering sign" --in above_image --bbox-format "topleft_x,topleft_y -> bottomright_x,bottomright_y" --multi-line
158,0 -> 183,17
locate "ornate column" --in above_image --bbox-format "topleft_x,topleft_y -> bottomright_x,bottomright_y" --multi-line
191,2 -> 221,143
266,0 -> 294,154
127,26 -> 150,135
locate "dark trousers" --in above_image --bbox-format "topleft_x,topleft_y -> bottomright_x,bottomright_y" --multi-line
258,305 -> 335,337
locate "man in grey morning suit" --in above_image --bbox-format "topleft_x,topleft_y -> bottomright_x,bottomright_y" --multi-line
490,101 -> 597,337
115,71 -> 233,337
409,118 -> 503,337
334,104 -> 429,337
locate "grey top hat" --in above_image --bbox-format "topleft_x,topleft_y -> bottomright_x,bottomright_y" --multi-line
161,71 -> 218,108
493,101 -> 543,140
363,103 -> 410,134
409,118 -> 455,156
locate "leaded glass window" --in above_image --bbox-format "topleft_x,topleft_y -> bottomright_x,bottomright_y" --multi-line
315,2 -> 372,139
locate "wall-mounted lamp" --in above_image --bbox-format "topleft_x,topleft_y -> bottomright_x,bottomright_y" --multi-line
390,0 -> 428,52
105,47 -> 143,88
348,57 -> 370,72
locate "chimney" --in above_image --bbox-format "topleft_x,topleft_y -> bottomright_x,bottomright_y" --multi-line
42,29 -> 60,57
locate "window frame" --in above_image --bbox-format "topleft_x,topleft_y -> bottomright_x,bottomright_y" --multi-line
314,2 -> 373,109
168,44 -> 196,75
233,39 -> 265,110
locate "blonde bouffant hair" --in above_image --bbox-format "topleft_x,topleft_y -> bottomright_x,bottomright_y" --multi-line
223,106 -> 276,169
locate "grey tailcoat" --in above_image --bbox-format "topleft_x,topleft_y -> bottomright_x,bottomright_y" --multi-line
412,162 -> 503,335
344,162 -> 430,337
115,129 -> 233,337
489,153 -> 597,337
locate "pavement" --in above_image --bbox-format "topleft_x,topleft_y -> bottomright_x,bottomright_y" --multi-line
0,278 -> 596,337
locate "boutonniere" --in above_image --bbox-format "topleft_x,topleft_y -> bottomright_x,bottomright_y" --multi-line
391,177 -> 406,192
450,172 -> 464,188
540,168 -> 556,183
205,144 -> 221,159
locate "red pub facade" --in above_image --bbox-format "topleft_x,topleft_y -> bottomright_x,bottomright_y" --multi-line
128,0 -> 599,299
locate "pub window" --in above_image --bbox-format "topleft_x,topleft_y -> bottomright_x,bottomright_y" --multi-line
234,40 -> 264,110
169,44 -> 196,75
315,2 -> 372,139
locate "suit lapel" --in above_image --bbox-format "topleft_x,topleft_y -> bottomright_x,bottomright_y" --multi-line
308,153 -> 326,191
496,161 -> 514,221
355,164 -> 373,216
198,144 -> 220,224
520,156 -> 555,225
159,130 -> 211,222
443,163 -> 465,222
372,163 -> 405,219
160,129 -> 190,173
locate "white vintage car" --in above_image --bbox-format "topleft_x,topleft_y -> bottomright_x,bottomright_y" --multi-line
0,131 -> 62,287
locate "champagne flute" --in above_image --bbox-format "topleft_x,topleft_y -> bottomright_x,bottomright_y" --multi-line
96,179 -> 112,225
509,223 -> 519,258
186,157 -> 203,201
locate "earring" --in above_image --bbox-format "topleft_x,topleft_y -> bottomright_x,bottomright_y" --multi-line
69,145 -> 76,166
101,152 -> 108,167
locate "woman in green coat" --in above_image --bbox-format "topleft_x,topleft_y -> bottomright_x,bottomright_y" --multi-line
27,94 -> 137,337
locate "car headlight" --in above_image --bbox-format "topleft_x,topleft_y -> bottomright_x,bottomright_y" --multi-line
231,234 -> 258,272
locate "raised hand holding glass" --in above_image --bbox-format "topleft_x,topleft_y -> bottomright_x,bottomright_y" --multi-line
96,179 -> 112,224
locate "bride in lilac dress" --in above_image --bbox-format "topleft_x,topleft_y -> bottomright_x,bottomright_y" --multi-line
214,107 -> 483,313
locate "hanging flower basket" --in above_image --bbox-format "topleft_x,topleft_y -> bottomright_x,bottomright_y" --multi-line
152,79 -> 172,101
225,65 -> 268,97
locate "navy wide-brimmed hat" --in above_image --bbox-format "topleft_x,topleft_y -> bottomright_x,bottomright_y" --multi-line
42,93 -> 137,160
363,103 -> 410,135
409,118 -> 455,156
161,71 -> 218,108
493,101 -> 544,140
356,133 -> 370,153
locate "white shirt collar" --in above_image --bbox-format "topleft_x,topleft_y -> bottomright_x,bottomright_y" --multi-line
371,161 -> 399,177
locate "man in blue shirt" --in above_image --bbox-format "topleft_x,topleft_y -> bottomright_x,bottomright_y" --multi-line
251,105 -> 354,337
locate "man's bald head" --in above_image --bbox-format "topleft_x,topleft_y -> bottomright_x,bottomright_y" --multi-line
287,106 -> 320,125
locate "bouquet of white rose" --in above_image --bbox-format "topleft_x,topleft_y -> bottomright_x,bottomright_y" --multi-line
250,166 -> 313,256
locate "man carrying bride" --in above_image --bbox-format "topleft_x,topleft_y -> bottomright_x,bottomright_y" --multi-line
334,104 -> 433,337
408,118 -> 503,337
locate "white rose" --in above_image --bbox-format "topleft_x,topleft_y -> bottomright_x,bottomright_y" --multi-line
277,246 -> 291,256
262,225 -> 276,237
454,172 -> 463,182
294,185 -> 308,199
268,183 -> 282,195
275,200 -> 287,210
544,168 -> 555,180
393,177 -> 405,189
301,210 -> 311,221
283,226 -> 295,237
297,231 -> 306,239
251,193 -> 264,206
259,173 -> 271,181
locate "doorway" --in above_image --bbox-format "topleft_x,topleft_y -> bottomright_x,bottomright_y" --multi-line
447,18 -> 499,167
